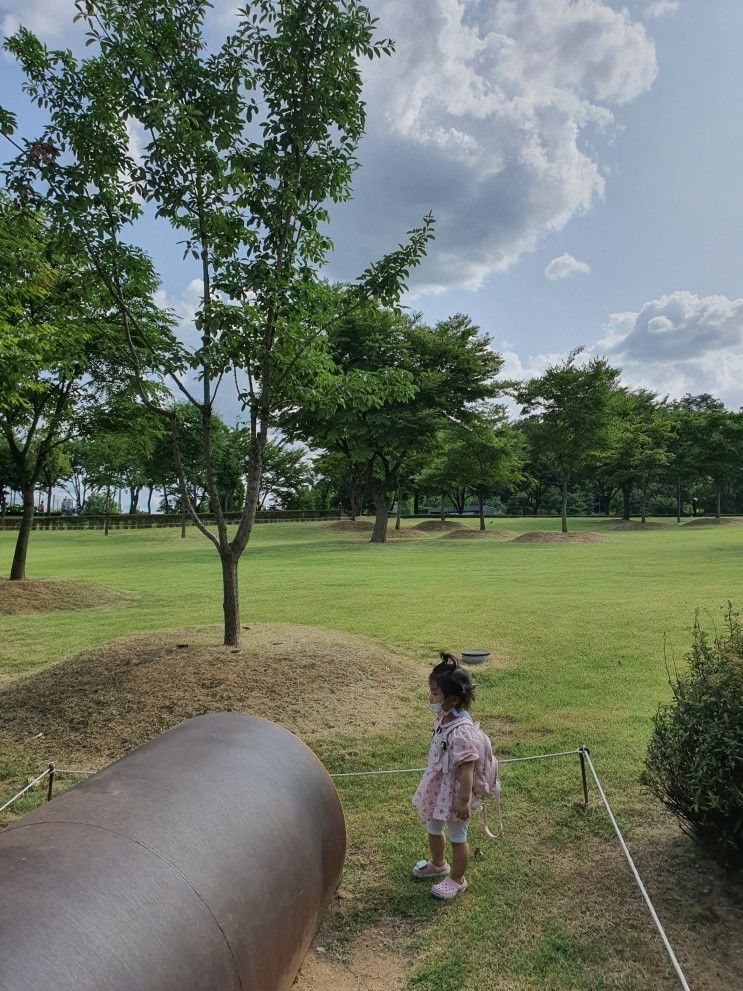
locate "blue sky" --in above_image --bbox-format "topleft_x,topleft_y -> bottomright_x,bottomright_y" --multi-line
2,0 -> 742,410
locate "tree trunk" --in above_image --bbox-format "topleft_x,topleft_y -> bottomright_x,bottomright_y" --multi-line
370,486 -> 388,543
478,492 -> 486,531
621,482 -> 631,521
221,552 -> 240,647
413,491 -> 419,515
147,487 -> 153,514
46,484 -> 53,523
10,486 -> 35,580
349,494 -> 357,522
676,475 -> 682,524
439,495 -> 445,523
104,481 -> 111,537
641,484 -> 647,524
162,490 -> 170,512
716,479 -> 722,519
129,487 -> 139,515
395,489 -> 402,531
181,499 -> 187,539
561,476 -> 568,533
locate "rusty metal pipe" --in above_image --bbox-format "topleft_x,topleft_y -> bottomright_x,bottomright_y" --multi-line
0,713 -> 346,991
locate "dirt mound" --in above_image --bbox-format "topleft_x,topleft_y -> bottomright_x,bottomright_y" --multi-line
412,519 -> 464,532
512,531 -> 612,544
683,516 -> 741,527
442,528 -> 512,539
0,624 -> 421,767
385,529 -> 423,539
0,579 -> 131,616
326,519 -> 374,532
608,520 -> 671,531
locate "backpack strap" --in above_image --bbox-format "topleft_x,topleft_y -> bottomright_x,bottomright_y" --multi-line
480,775 -> 503,840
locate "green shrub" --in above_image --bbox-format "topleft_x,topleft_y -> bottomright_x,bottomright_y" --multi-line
644,605 -> 743,867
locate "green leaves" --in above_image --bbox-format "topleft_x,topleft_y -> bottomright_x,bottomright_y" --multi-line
645,604 -> 743,867
516,349 -> 621,478
0,106 -> 17,137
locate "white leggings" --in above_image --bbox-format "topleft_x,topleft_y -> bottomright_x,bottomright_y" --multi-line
426,818 -> 469,844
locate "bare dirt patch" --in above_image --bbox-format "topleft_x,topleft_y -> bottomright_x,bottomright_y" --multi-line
683,516 -> 741,527
326,520 -> 374,532
412,519 -> 464,532
0,578 -> 131,616
442,528 -> 514,539
511,531 -> 612,544
385,529 -> 424,539
294,927 -> 406,991
0,623 -> 422,767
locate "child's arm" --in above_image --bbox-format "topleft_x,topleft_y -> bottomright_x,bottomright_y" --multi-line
452,760 -> 475,821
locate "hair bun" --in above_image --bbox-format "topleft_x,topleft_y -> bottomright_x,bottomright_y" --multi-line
438,650 -> 459,671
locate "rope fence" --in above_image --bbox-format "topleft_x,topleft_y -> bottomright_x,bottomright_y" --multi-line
1,744 -> 690,990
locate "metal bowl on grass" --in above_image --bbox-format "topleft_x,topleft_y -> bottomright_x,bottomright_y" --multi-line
461,649 -> 490,665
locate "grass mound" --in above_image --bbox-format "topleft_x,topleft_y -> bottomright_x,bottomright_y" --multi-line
608,520 -> 671,531
684,516 -> 741,527
0,623 -> 421,767
326,519 -> 374,532
442,528 -> 511,539
512,531 -> 612,544
0,578 -> 131,616
412,519 -> 464,532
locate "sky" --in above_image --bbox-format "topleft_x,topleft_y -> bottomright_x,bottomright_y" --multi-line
2,0 -> 743,412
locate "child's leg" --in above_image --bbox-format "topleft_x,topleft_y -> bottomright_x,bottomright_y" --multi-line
448,820 -> 469,883
427,822 -> 447,867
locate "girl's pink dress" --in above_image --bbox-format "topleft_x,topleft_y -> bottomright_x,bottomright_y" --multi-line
412,714 -> 480,822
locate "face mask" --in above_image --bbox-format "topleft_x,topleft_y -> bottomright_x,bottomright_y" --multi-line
429,702 -> 442,714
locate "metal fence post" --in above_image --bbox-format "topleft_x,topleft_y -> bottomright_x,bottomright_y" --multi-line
578,747 -> 589,808
46,763 -> 55,803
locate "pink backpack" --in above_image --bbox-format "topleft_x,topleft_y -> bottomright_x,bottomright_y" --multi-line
443,715 -> 503,839
472,721 -> 503,839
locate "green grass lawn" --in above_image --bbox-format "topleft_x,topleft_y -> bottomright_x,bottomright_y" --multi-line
1,517 -> 741,989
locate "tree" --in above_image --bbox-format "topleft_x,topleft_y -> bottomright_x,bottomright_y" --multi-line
0,439 -> 16,518
629,405 -> 674,523
3,0 -> 433,642
457,416 -> 525,530
517,349 -> 620,533
38,445 -> 72,518
286,301 -> 503,542
598,388 -> 666,522
313,451 -> 367,519
416,414 -> 524,529
0,195 -> 157,577
692,410 -> 743,519
513,417 -> 557,516
258,443 -> 313,510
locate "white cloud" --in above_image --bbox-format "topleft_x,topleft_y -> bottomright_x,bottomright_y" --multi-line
594,291 -> 743,406
330,0 -> 658,293
644,2 -> 680,20
545,253 -> 591,280
3,0 -> 659,298
1,0 -> 65,38
498,289 -> 743,411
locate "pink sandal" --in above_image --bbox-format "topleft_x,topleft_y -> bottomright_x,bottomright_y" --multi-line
431,876 -> 468,900
412,859 -> 450,879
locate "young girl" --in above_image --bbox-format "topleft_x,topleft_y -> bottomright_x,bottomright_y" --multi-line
412,653 -> 479,899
